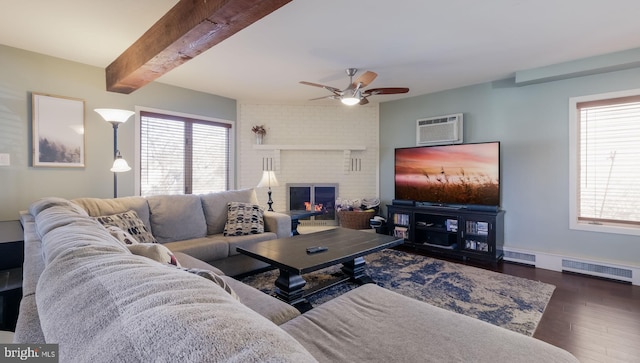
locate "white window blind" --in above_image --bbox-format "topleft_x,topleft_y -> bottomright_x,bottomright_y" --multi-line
140,111 -> 230,196
576,95 -> 640,227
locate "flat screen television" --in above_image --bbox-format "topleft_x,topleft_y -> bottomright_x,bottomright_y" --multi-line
394,141 -> 500,208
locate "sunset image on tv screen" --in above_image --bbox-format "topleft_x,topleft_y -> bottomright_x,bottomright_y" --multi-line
395,142 -> 500,206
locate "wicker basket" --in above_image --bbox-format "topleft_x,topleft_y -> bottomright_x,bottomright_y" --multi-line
337,210 -> 376,230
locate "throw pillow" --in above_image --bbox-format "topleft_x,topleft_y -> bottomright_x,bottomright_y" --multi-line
105,225 -> 139,245
94,210 -> 157,244
127,244 -> 181,267
201,188 -> 260,235
223,202 -> 265,236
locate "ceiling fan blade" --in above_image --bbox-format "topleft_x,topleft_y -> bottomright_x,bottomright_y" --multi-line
353,71 -> 377,88
300,81 -> 341,94
359,97 -> 370,105
309,95 -> 339,101
363,87 -> 409,96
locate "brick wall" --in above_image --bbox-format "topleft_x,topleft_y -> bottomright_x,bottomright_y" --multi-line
238,103 -> 379,212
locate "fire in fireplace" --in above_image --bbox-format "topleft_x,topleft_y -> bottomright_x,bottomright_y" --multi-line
287,183 -> 338,224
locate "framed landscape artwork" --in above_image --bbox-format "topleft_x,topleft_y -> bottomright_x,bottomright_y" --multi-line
32,93 -> 85,167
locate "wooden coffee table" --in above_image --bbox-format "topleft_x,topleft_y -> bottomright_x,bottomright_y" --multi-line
236,227 -> 403,310
282,210 -> 325,235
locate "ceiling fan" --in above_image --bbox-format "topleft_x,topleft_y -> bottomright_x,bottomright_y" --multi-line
300,68 -> 409,105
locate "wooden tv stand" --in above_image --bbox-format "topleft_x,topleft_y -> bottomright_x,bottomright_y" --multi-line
387,204 -> 504,265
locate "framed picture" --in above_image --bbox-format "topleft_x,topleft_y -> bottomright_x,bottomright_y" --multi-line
32,93 -> 85,167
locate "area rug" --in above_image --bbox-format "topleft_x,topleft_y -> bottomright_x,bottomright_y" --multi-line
240,249 -> 555,336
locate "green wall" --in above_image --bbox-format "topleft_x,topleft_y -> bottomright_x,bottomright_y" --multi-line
380,65 -> 640,267
0,45 -> 236,220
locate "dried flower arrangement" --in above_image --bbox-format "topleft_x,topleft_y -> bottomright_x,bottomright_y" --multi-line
251,125 -> 266,135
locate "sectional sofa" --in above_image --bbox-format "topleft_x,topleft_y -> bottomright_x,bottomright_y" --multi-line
72,188 -> 290,276
14,190 -> 579,362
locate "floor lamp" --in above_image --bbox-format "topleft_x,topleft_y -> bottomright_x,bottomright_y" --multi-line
257,170 -> 279,211
94,109 -> 134,198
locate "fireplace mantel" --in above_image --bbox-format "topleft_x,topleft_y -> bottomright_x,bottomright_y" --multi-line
252,144 -> 366,151
253,144 -> 366,173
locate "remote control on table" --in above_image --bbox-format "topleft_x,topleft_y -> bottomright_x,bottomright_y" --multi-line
306,246 -> 328,254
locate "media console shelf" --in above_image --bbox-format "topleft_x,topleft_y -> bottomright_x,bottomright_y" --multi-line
387,204 -> 504,265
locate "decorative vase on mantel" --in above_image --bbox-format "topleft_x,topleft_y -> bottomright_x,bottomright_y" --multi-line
251,125 -> 266,145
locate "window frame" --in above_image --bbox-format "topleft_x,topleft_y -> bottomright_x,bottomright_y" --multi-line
134,106 -> 235,196
569,88 -> 640,236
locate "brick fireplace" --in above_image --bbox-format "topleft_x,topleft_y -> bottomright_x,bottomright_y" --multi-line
238,104 -> 380,214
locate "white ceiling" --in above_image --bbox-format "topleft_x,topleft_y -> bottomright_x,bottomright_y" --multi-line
3,0 -> 640,105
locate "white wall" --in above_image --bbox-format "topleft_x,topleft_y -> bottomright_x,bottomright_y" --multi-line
379,66 -> 640,268
237,104 -> 379,212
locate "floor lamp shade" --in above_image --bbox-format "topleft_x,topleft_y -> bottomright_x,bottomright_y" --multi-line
95,108 -> 134,198
94,109 -> 135,123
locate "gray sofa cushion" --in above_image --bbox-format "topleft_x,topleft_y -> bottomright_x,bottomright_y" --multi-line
147,194 -> 207,243
263,211 -> 293,238
201,188 -> 259,235
162,236 -> 230,262
173,251 -> 225,275
14,212 -> 46,344
220,275 -> 301,325
225,232 -> 279,256
36,245 -> 317,362
282,284 -> 579,363
13,295 -> 44,344
32,201 -> 130,264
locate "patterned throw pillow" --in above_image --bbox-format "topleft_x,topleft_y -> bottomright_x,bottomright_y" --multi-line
223,202 -> 265,236
94,210 -> 157,244
105,225 -> 140,245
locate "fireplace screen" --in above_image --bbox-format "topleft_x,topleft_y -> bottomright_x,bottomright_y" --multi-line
287,184 -> 338,222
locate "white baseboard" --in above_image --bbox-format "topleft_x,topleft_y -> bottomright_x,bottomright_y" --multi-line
503,246 -> 640,286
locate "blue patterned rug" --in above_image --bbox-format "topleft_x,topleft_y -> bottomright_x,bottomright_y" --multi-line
240,249 -> 554,336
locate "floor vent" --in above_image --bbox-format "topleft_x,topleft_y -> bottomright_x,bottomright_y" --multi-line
503,250 -> 536,265
562,259 -> 632,282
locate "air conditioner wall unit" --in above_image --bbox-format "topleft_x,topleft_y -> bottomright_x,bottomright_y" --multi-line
416,113 -> 463,146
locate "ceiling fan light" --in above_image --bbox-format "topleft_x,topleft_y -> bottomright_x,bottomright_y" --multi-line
341,89 -> 362,106
341,96 -> 360,106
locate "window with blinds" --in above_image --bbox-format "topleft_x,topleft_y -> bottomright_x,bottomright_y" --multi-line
573,94 -> 640,232
140,111 -> 231,196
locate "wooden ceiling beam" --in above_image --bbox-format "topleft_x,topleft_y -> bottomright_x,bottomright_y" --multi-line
106,0 -> 292,94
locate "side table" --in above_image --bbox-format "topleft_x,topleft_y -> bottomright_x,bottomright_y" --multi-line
0,220 -> 24,331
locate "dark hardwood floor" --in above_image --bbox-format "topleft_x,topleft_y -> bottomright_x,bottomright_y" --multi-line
448,257 -> 640,363
300,228 -> 639,362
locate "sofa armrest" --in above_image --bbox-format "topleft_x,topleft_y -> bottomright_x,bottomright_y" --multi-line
263,211 -> 291,238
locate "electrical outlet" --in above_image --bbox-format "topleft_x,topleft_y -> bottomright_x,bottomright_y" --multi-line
0,153 -> 10,166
